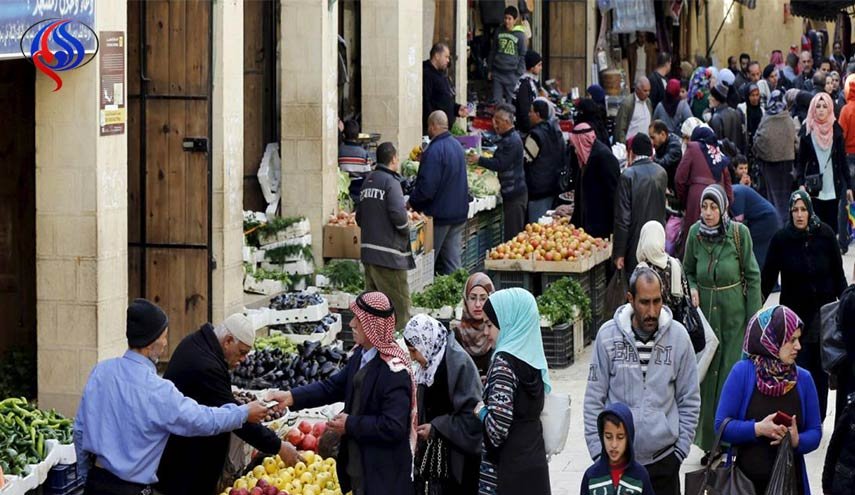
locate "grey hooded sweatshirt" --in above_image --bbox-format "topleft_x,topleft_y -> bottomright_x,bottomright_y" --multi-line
583,304 -> 701,465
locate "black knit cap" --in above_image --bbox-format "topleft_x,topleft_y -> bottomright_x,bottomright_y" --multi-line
630,133 -> 653,157
525,50 -> 542,70
126,298 -> 169,348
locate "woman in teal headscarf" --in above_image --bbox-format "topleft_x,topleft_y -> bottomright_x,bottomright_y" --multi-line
474,288 -> 551,495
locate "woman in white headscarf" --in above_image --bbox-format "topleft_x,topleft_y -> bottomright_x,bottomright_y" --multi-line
404,314 -> 483,495
636,220 -> 692,323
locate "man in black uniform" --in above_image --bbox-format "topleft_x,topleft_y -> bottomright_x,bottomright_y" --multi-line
423,42 -> 468,134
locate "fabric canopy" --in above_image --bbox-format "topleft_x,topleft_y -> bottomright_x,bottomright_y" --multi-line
790,0 -> 855,21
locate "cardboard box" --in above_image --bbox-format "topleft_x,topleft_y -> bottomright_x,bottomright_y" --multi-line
323,224 -> 361,259
323,217 -> 432,259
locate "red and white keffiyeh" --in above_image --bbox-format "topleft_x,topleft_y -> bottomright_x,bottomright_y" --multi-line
350,292 -> 417,473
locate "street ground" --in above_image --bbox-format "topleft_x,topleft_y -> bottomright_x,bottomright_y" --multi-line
546,251 -> 855,493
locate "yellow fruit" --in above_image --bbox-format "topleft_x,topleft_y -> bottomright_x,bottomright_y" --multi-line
292,479 -> 303,491
308,463 -> 322,474
295,461 -> 307,475
303,451 -> 316,464
280,471 -> 294,483
260,475 -> 272,485
274,477 -> 287,490
234,479 -> 247,490
324,458 -> 336,467
300,472 -> 314,484
278,461 -> 285,469
303,487 -> 316,495
316,472 -> 330,484
252,465 -> 266,479
247,477 -> 258,490
264,457 -> 278,475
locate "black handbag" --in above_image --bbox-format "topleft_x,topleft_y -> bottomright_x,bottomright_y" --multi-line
684,418 -> 757,495
805,173 -> 823,195
416,434 -> 450,495
681,295 -> 706,353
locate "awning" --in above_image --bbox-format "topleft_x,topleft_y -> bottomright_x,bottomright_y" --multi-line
790,0 -> 855,21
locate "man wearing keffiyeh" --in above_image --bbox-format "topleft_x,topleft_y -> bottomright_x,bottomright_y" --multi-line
280,292 -> 416,495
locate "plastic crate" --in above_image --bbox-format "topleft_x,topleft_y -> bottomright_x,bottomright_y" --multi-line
540,272 -> 589,297
490,270 -> 537,292
44,464 -> 83,495
541,322 -> 574,368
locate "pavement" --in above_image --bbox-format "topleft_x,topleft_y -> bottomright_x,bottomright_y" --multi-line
546,250 -> 855,494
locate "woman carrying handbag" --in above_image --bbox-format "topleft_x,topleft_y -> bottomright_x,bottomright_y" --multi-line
713,305 -> 823,495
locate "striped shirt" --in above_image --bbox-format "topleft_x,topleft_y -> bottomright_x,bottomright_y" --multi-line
479,353 -> 516,495
633,330 -> 656,377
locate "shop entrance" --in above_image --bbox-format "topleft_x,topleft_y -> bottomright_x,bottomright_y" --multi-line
127,0 -> 214,359
543,0 -> 588,94
0,59 -> 37,393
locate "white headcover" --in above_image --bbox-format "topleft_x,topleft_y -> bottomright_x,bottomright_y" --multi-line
223,314 -> 255,346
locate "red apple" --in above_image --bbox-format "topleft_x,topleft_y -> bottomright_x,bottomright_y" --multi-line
301,433 -> 318,451
251,488 -> 263,495
312,422 -> 327,437
298,421 -> 313,434
257,480 -> 269,489
286,428 -> 304,445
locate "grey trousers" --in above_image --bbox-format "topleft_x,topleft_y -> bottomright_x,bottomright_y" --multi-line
432,222 -> 465,275
492,71 -> 518,104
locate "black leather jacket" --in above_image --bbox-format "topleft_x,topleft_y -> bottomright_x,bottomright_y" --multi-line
653,133 -> 683,190
613,158 -> 668,273
710,104 -> 746,154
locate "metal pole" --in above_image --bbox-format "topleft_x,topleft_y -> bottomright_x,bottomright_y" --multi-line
707,0 -> 737,61
704,0 -> 711,61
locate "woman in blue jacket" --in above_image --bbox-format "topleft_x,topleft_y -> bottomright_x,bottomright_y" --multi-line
714,305 -> 822,495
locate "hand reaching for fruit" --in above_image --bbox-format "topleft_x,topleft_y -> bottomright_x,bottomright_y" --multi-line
326,413 -> 348,435
278,440 -> 305,467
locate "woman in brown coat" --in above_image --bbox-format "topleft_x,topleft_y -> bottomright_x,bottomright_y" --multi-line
675,126 -> 734,257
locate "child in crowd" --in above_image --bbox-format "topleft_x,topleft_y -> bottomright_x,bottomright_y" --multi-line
337,119 -> 373,207
732,154 -> 752,186
580,403 -> 654,495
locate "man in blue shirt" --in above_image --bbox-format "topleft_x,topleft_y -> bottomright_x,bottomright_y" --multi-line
74,299 -> 270,495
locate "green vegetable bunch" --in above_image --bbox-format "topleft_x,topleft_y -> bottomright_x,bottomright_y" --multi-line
411,269 -> 470,309
0,398 -> 72,476
537,277 -> 591,326
253,334 -> 298,354
264,245 -> 314,264
319,260 -> 364,295
451,121 -> 467,136
400,159 -> 420,178
338,171 -> 354,212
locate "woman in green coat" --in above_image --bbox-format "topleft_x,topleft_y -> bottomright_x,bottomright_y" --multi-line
683,184 -> 763,455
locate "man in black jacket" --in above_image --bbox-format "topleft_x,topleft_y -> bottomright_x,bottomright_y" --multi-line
709,82 -> 746,153
157,314 -> 302,495
357,142 -> 415,331
648,52 -> 671,111
649,119 -> 683,190
423,43 -> 468,134
513,50 -> 543,135
614,134 -> 667,275
468,103 -> 528,240
523,99 -> 564,221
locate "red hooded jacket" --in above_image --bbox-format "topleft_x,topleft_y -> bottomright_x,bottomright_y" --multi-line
838,75 -> 855,154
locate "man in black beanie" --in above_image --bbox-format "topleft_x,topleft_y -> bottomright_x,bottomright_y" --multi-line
709,82 -> 745,153
74,299 -> 273,495
613,133 -> 667,276
512,49 -> 544,134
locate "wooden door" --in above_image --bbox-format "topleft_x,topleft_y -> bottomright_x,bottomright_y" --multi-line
544,0 -> 587,94
128,0 -> 212,359
0,60 -> 36,356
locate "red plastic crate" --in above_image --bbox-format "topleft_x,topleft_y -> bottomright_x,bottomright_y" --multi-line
472,116 -> 494,131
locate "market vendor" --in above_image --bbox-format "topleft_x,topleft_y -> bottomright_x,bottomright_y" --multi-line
279,292 -> 416,495
74,299 -> 271,495
156,313 -> 303,495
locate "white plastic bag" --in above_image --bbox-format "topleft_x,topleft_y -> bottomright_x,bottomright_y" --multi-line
257,143 -> 281,205
540,392 -> 572,458
695,307 -> 719,383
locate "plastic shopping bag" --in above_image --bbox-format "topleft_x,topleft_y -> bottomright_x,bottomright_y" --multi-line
540,392 -> 572,458
695,307 -> 719,384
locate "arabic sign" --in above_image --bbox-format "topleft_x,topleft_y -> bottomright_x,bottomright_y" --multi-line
0,0 -> 96,59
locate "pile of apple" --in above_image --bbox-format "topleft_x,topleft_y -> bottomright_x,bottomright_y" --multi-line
488,218 -> 609,262
283,420 -> 325,453
326,211 -> 356,227
223,450 -> 340,495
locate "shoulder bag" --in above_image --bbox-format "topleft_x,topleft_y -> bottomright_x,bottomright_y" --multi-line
732,223 -> 748,297
684,418 -> 756,495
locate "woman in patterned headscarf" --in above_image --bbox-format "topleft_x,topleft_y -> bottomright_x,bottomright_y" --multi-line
762,190 -> 847,425
404,314 -> 483,495
451,273 -> 496,378
688,66 -> 713,119
284,291 -> 416,495
715,305 -> 822,495
683,184 -> 762,456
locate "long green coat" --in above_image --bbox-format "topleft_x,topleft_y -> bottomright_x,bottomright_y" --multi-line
683,221 -> 763,451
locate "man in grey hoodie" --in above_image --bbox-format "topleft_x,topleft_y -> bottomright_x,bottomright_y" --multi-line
488,5 -> 526,104
584,266 -> 700,495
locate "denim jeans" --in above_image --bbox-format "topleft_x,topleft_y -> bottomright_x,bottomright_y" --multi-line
527,197 -> 555,223
432,222 -> 465,275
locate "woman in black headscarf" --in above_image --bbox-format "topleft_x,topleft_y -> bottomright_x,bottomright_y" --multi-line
762,190 -> 848,423
574,98 -> 610,146
738,84 -> 764,164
